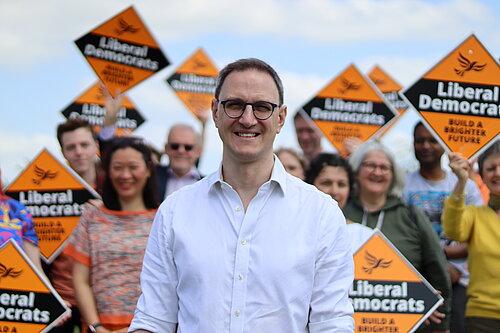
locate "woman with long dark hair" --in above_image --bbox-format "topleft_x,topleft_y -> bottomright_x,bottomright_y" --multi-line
65,137 -> 160,333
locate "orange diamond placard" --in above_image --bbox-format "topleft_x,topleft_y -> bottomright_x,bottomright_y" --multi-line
368,65 -> 409,138
166,48 -> 219,120
0,239 -> 69,332
299,64 -> 397,156
5,149 -> 100,263
75,6 -> 170,96
350,230 -> 443,333
403,34 -> 500,159
61,82 -> 145,137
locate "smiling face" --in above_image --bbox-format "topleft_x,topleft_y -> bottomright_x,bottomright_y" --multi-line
314,166 -> 350,208
481,153 -> 500,195
413,124 -> 444,167
356,150 -> 393,198
212,69 -> 286,165
109,147 -> 151,203
165,126 -> 201,177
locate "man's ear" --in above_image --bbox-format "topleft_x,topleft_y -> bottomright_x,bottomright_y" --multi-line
211,98 -> 219,128
276,105 -> 287,134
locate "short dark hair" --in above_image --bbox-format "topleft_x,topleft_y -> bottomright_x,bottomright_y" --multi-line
56,118 -> 97,147
215,58 -> 284,105
413,121 -> 425,138
478,140 -> 500,178
306,153 -> 354,192
100,137 -> 160,211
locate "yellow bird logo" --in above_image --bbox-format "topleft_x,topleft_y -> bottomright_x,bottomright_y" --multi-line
0,263 -> 22,281
32,165 -> 58,185
338,77 -> 361,94
454,52 -> 486,76
115,18 -> 140,35
362,251 -> 392,274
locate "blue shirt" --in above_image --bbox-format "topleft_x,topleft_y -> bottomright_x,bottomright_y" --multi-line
0,197 -> 38,247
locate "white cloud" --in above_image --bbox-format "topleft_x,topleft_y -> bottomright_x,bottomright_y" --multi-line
1,0 -> 497,68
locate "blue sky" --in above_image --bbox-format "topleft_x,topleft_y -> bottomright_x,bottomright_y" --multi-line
1,0 -> 499,184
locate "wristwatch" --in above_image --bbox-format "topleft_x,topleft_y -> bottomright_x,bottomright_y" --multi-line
88,323 -> 103,332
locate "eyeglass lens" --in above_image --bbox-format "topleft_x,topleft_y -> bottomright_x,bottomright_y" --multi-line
169,143 -> 194,151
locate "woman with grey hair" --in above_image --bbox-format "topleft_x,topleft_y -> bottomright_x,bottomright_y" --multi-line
343,140 -> 452,333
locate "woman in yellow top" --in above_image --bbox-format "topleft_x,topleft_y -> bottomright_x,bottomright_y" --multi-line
443,140 -> 500,333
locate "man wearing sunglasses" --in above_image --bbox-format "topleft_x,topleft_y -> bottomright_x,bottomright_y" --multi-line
157,124 -> 203,199
130,58 -> 354,333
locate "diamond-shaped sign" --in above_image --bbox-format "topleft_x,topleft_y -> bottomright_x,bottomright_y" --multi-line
368,65 -> 409,138
75,6 -> 170,96
350,230 -> 443,333
61,82 -> 145,137
5,149 -> 100,263
299,64 -> 397,155
403,34 -> 500,160
166,48 -> 218,120
0,239 -> 69,332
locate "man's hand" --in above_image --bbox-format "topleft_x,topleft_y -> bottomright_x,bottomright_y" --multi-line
100,83 -> 123,127
447,264 -> 462,285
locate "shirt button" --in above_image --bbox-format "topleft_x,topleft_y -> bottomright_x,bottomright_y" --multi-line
241,239 -> 247,245
235,206 -> 241,212
238,274 -> 244,280
234,310 -> 241,317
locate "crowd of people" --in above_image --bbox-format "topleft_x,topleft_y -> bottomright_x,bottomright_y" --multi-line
0,58 -> 498,333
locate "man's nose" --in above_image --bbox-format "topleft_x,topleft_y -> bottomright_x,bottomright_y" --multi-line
239,105 -> 258,126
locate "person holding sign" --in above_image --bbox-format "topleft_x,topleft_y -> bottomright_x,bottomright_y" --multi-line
129,58 -> 354,332
403,122 -> 484,333
65,137 -> 160,333
0,169 -> 45,274
0,169 -> 70,328
443,141 -> 500,333
343,140 -> 451,333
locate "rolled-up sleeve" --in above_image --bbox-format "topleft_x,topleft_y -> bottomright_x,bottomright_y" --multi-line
129,205 -> 179,333
308,202 -> 355,332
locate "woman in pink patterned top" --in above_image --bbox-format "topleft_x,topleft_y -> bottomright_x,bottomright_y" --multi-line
65,137 -> 160,333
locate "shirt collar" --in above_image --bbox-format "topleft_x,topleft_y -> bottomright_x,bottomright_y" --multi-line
207,155 -> 287,195
167,166 -> 200,180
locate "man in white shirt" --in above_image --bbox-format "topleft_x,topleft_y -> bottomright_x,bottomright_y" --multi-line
129,58 -> 354,333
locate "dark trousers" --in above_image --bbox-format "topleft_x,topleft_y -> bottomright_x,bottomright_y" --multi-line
451,284 -> 467,333
466,316 -> 500,333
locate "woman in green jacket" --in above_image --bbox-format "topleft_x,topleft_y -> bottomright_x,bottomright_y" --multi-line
343,140 -> 451,333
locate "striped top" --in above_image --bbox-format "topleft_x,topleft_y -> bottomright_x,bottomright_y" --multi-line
65,205 -> 156,327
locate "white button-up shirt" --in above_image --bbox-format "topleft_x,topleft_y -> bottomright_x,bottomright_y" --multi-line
129,159 -> 354,333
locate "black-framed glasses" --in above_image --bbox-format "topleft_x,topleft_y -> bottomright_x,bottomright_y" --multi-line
219,99 -> 279,120
168,143 -> 194,151
361,162 -> 392,174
